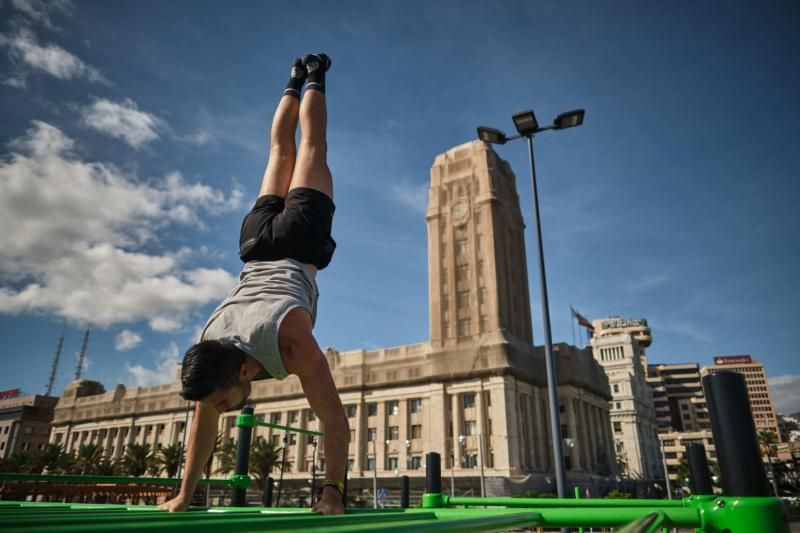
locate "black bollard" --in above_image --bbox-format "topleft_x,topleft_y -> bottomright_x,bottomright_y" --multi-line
685,443 -> 713,495
401,475 -> 410,508
703,371 -> 770,497
425,452 -> 442,494
232,405 -> 254,506
263,476 -> 273,507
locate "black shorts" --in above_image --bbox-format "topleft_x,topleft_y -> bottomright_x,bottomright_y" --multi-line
239,187 -> 336,270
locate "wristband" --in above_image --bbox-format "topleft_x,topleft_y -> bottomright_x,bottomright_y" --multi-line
323,479 -> 344,493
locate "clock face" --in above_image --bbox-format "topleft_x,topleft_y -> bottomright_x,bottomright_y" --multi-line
452,202 -> 468,221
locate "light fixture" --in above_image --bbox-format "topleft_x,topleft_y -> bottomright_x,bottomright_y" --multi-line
512,110 -> 539,135
553,109 -> 585,130
477,126 -> 507,145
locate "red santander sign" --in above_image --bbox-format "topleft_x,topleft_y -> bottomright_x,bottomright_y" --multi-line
0,388 -> 21,400
714,355 -> 752,365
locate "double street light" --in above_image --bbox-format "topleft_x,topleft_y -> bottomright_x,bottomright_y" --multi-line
477,107 -> 585,500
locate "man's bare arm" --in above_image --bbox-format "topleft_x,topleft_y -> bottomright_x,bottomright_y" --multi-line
294,350 -> 348,513
159,401 -> 219,511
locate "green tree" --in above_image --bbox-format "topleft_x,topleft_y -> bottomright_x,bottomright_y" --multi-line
158,443 -> 184,478
75,443 -> 104,475
214,440 -> 237,476
28,443 -> 64,474
95,456 -> 121,476
54,450 -> 79,474
758,430 -> 779,496
249,437 -> 283,500
122,443 -> 153,477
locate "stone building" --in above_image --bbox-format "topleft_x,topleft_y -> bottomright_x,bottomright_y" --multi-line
0,391 -> 58,458
50,141 -> 615,496
590,318 -> 662,480
701,355 -> 781,441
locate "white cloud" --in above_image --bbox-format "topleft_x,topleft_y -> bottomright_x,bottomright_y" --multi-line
0,28 -> 105,84
125,342 -> 181,387
181,130 -> 214,146
769,374 -> 800,415
0,121 -> 240,330
389,179 -> 429,213
115,329 -> 142,351
9,0 -> 73,29
80,98 -> 162,149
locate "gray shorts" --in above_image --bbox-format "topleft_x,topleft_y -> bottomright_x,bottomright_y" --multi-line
201,258 -> 318,380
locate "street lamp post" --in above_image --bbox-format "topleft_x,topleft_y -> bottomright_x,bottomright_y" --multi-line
477,108 -> 585,499
371,438 -> 377,508
478,434 -> 486,498
659,437 -> 673,500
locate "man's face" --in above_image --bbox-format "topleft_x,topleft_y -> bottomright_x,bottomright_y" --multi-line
202,380 -> 251,414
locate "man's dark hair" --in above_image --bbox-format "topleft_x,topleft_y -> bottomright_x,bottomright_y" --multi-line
180,340 -> 247,401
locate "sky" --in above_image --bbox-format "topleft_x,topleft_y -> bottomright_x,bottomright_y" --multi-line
0,1 -> 798,415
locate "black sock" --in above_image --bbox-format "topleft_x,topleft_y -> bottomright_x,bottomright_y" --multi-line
283,58 -> 306,99
302,53 -> 331,93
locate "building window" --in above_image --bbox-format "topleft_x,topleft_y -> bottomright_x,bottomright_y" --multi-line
410,398 -> 422,413
347,459 -> 354,471
387,401 -> 400,416
465,454 -> 478,468
388,457 -> 399,471
463,393 -> 476,408
479,315 -> 487,331
457,264 -> 469,281
613,384 -> 620,393
613,422 -> 622,433
615,402 -> 622,409
388,426 -> 399,440
478,261 -> 484,278
349,429 -> 355,443
271,413 -> 282,424
458,291 -> 471,308
271,435 -> 281,447
665,452 -> 677,459
559,404 -> 565,413
367,403 -> 377,417
411,425 -> 422,439
289,433 -> 297,445
367,428 -> 377,442
366,457 -> 375,471
464,420 -> 477,436
346,405 -> 358,418
307,409 -> 317,421
289,410 -> 299,423
456,240 -> 468,255
458,318 -> 471,337
410,456 -> 422,470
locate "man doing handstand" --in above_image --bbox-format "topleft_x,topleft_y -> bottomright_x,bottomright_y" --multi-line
159,53 -> 347,515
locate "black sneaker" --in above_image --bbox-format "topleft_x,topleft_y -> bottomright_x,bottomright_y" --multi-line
302,53 -> 332,74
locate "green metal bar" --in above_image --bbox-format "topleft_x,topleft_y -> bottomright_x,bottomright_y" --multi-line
523,507 -> 699,529
445,495 -> 689,508
574,485 -> 584,533
3,510 -> 438,533
0,473 -> 229,486
236,412 -> 323,436
318,511 -> 542,532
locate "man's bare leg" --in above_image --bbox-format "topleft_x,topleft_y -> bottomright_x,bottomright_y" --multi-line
290,67 -> 332,200
258,59 -> 306,198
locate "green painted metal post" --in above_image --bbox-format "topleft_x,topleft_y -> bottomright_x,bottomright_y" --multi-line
231,406 -> 254,507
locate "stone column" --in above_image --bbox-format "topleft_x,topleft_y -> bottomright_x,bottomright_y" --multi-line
475,389 -> 486,471
451,392 -> 462,469
400,399 -> 410,471
354,399 -> 365,472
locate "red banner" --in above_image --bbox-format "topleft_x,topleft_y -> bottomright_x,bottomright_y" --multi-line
0,388 -> 21,400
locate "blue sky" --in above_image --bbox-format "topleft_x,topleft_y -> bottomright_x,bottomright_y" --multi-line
1,1 -> 798,414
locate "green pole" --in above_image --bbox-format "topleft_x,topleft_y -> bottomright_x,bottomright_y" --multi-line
574,485 -> 584,533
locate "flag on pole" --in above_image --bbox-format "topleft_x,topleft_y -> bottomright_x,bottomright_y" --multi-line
570,306 -> 594,331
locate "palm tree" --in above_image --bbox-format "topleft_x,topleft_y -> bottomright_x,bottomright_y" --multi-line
249,437 -> 282,499
54,450 -> 79,474
95,456 -> 121,476
758,430 -> 779,496
158,443 -> 184,478
122,443 -> 153,477
214,440 -> 237,477
75,443 -> 103,475
675,457 -> 691,492
29,443 -> 64,474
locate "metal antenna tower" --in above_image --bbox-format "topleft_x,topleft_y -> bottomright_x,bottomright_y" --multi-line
45,333 -> 64,395
74,326 -> 90,380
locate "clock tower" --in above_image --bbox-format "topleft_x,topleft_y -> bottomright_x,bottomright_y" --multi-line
427,140 -> 533,349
